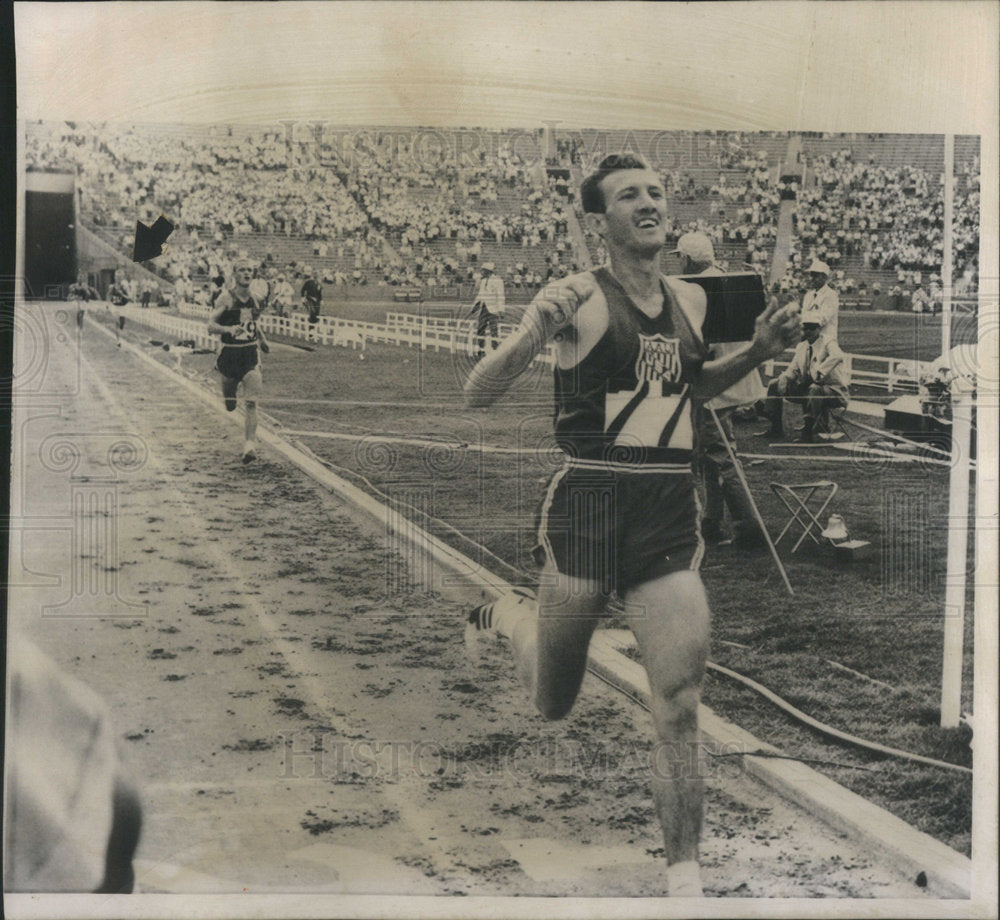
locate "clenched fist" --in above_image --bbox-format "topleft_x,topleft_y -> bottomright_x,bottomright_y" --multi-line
533,275 -> 597,330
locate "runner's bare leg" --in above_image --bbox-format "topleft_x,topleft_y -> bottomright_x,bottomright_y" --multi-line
503,565 -> 607,720
245,399 -> 258,443
624,569 -> 709,887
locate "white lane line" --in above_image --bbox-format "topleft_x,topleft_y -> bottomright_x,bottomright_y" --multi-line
281,428 -> 559,456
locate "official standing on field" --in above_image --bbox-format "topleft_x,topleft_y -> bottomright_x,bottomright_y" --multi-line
471,262 -> 506,357
801,259 -> 839,341
674,231 -> 766,547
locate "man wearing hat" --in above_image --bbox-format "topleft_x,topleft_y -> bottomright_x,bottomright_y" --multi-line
471,262 -> 506,357
672,229 -> 716,269
674,232 -> 766,546
801,259 -> 839,341
759,313 -> 850,441
300,268 -> 323,342
271,273 -> 293,317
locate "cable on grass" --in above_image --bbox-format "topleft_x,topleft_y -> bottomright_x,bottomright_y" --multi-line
270,423 -> 560,457
258,420 -> 963,467
706,662 -> 972,775
704,749 -> 879,772
740,451 -> 955,468
585,666 -> 875,772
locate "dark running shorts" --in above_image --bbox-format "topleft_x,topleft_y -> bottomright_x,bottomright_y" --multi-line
216,345 -> 259,382
534,463 -> 703,594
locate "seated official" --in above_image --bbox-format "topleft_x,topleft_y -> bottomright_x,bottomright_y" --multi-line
759,318 -> 849,442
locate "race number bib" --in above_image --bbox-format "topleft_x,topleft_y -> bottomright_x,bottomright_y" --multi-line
232,309 -> 258,343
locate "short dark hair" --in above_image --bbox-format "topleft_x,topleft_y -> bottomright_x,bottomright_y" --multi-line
580,154 -> 650,214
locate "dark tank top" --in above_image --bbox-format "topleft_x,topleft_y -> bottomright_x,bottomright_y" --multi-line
218,293 -> 261,347
553,267 -> 708,467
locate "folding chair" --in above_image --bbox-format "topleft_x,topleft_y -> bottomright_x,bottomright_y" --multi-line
769,480 -> 839,553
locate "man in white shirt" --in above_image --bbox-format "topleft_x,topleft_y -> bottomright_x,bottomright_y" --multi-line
759,315 -> 849,441
173,275 -> 191,308
471,262 -> 506,357
249,268 -> 271,310
800,259 -> 839,340
271,274 -> 294,317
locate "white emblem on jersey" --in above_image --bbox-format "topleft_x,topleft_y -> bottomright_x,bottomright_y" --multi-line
636,334 -> 681,385
634,333 -> 681,400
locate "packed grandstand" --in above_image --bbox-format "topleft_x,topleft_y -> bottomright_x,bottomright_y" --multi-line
25,122 -> 980,313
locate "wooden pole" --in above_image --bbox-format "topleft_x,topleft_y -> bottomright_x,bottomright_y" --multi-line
941,135 -> 954,356
708,407 -> 795,596
939,133 -> 966,729
941,395 -> 971,728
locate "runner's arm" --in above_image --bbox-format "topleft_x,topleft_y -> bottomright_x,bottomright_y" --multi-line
464,276 -> 595,408
693,299 -> 801,399
207,294 -> 237,336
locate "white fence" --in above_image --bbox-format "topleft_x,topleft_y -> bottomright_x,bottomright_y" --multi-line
172,302 -> 555,364
118,305 -> 216,350
153,302 -> 926,391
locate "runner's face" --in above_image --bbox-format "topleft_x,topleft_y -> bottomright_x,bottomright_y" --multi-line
234,265 -> 254,286
596,169 -> 667,256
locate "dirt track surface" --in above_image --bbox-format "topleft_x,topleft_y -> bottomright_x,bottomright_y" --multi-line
7,305 -> 938,900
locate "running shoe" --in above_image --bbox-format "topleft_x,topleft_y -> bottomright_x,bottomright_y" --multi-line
463,588 -> 536,658
464,600 -> 500,659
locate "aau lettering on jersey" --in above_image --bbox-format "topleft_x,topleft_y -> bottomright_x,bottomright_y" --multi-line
635,333 -> 682,385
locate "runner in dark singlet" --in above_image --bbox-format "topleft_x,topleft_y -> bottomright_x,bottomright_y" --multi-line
207,259 -> 270,463
464,155 -> 801,897
539,265 -> 709,593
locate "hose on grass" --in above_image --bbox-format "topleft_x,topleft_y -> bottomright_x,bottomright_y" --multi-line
586,654 -> 971,775
706,661 -> 972,775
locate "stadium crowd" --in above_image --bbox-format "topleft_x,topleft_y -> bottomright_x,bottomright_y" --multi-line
26,123 -> 980,312
790,147 -> 980,306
